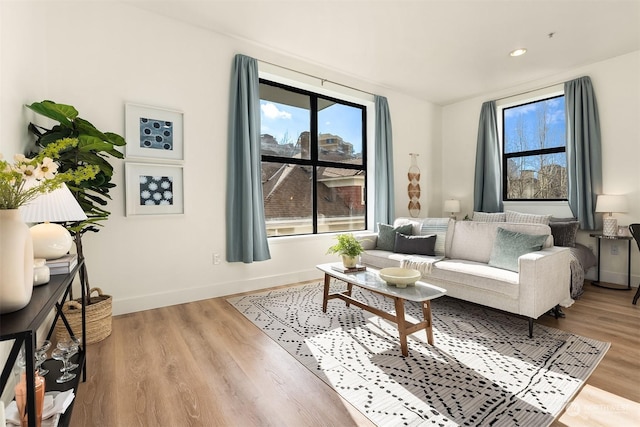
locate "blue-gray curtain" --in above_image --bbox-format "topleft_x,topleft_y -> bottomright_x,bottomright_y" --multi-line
374,95 -> 395,227
473,100 -> 503,213
565,76 -> 602,230
226,54 -> 271,263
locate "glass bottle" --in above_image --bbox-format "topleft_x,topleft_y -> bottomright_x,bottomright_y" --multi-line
14,370 -> 45,427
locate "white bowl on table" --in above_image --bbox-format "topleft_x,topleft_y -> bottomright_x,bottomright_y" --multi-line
379,267 -> 421,288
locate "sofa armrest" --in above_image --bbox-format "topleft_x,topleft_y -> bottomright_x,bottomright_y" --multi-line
356,232 -> 378,250
518,246 -> 571,319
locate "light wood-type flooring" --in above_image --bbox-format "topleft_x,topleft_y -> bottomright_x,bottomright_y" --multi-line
70,281 -> 639,427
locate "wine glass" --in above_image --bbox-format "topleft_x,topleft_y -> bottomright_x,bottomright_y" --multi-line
35,340 -> 51,376
51,348 -> 76,383
57,338 -> 80,372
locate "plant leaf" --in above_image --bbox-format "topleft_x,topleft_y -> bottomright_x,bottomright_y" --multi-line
104,132 -> 127,146
26,101 -> 77,127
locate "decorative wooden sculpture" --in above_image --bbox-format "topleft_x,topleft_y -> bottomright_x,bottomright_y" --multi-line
408,153 -> 421,217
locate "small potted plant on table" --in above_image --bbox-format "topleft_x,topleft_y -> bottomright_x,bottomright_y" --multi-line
327,233 -> 365,268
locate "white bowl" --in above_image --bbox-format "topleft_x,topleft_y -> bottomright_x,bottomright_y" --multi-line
379,267 -> 421,288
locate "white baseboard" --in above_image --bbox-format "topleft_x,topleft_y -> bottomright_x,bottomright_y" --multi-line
112,268 -> 323,316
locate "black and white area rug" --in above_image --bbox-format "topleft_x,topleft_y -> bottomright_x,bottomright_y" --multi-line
228,281 -> 609,426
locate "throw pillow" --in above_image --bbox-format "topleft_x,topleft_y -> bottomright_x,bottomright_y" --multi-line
505,210 -> 551,225
549,216 -> 578,223
472,212 -> 506,222
419,218 -> 450,256
376,223 -> 413,251
394,233 -> 436,256
488,227 -> 549,272
550,221 -> 579,247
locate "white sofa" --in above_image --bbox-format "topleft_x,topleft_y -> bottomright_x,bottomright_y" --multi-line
358,218 -> 572,336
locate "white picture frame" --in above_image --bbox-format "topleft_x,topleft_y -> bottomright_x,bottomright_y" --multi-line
125,162 -> 184,216
125,103 -> 184,161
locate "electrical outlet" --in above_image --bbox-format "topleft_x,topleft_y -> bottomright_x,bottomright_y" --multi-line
611,244 -> 619,255
213,253 -> 221,265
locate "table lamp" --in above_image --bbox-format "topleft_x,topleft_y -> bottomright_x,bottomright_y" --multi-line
595,194 -> 627,237
19,183 -> 87,259
444,199 -> 461,219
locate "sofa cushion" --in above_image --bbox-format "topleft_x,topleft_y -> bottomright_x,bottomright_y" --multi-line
431,259 -> 519,298
488,228 -> 549,272
550,221 -> 579,247
446,221 -> 553,263
472,212 -> 506,222
376,223 -> 413,251
394,233 -> 436,256
419,218 -> 450,256
505,210 -> 551,225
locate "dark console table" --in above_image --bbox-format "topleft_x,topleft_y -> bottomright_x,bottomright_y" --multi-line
0,260 -> 86,427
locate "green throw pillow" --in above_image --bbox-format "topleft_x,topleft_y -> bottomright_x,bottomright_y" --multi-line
376,223 -> 413,251
488,227 -> 549,272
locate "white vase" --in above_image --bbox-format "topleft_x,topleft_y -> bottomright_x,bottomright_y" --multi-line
0,209 -> 34,314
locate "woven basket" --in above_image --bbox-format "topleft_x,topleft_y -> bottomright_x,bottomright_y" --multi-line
55,287 -> 112,344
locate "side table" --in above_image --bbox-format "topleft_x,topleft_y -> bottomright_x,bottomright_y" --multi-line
589,232 -> 632,290
0,260 -> 86,427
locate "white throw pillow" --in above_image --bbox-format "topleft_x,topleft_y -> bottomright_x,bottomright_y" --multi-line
505,210 -> 551,225
472,212 -> 506,222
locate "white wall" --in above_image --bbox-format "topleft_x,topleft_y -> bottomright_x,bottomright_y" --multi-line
442,51 -> 640,286
0,2 -> 440,316
0,0 -> 50,406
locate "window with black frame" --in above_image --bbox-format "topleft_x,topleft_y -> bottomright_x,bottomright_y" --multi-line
259,80 -> 367,237
502,94 -> 568,201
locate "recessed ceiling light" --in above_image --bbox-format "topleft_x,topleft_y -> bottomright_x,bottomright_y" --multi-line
509,48 -> 527,57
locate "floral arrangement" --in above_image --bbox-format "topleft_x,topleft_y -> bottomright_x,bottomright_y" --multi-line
0,138 -> 98,210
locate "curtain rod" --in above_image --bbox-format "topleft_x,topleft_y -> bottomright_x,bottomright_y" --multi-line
257,58 -> 376,97
494,81 -> 566,102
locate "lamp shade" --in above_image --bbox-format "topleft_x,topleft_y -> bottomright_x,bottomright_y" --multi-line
19,183 -> 87,223
595,195 -> 628,214
19,184 -> 87,259
443,199 -> 461,214
595,194 -> 627,237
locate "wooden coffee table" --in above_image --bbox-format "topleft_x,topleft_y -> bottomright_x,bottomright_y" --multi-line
316,263 -> 446,356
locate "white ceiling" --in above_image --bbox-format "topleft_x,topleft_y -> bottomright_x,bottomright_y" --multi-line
126,0 -> 640,105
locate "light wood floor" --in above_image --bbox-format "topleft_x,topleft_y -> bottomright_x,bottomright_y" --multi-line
70,281 -> 639,427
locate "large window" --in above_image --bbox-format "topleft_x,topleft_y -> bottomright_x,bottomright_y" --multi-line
502,95 -> 567,200
259,80 -> 367,237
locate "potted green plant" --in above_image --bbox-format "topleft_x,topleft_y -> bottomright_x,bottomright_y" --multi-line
26,100 -> 126,343
327,233 -> 365,268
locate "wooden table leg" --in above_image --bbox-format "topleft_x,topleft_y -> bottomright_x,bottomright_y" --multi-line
394,297 -> 409,356
322,274 -> 330,312
422,300 -> 434,345
345,283 -> 353,307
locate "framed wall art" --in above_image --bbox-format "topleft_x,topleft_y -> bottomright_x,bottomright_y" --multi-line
125,103 -> 184,161
125,162 -> 184,216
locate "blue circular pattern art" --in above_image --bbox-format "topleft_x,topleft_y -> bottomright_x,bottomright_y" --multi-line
139,175 -> 174,205
139,117 -> 174,151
